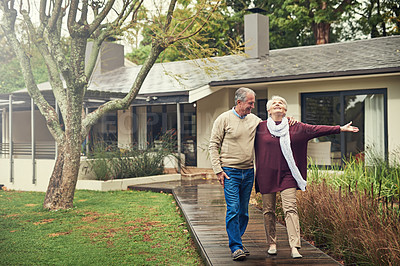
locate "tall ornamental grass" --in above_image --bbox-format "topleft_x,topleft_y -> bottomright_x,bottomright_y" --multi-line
252,151 -> 400,265
297,181 -> 400,265
299,151 -> 400,265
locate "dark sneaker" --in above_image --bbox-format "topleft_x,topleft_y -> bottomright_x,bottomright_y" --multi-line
242,245 -> 250,256
232,249 -> 246,261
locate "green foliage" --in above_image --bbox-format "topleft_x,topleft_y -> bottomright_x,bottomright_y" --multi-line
126,2 -> 244,64
126,45 -> 152,65
355,0 -> 400,38
88,132 -> 178,180
308,150 -> 400,201
0,190 -> 202,265
0,38 -> 49,93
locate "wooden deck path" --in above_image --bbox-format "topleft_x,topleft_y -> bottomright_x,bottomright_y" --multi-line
130,179 -> 340,266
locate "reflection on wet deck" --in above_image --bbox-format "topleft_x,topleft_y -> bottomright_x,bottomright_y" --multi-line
130,179 -> 340,265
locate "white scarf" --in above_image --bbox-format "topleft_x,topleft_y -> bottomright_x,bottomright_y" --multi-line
267,117 -> 307,191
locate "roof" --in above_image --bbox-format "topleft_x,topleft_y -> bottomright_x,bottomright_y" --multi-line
2,35 -> 400,108
89,35 -> 400,102
209,35 -> 400,86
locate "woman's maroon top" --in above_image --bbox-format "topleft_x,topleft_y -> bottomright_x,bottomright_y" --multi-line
255,121 -> 340,194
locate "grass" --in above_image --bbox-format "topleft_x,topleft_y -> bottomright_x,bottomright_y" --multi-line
0,189 -> 203,265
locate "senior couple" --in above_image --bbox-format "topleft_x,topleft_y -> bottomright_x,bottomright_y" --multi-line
209,87 -> 359,261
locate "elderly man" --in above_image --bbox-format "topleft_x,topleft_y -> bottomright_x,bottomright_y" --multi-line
208,87 -> 261,261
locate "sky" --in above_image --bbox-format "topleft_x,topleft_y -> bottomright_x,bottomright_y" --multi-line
0,0 -> 167,53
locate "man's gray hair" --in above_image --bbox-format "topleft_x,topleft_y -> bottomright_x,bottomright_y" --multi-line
235,87 -> 256,104
266,95 -> 288,112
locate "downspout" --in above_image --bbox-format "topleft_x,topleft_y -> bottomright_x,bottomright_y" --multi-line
85,106 -> 89,156
55,100 -> 59,158
176,103 -> 181,173
9,95 -> 13,183
31,98 -> 36,184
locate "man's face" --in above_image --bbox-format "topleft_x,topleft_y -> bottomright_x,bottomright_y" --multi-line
237,93 -> 255,115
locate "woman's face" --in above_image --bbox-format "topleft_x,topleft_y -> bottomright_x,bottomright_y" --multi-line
268,99 -> 287,117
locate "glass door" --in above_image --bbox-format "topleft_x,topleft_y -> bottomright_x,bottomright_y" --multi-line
302,89 -> 387,167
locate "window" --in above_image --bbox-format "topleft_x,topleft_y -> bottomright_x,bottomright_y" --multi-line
91,111 -> 118,145
145,104 -> 197,166
182,104 -> 197,166
257,99 -> 268,120
146,105 -> 164,145
301,89 -> 387,166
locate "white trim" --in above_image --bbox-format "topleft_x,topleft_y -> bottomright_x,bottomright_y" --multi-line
188,85 -> 223,103
76,174 -> 181,191
210,72 -> 400,88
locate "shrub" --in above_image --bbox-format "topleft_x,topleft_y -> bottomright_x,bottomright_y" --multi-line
87,132 -> 177,180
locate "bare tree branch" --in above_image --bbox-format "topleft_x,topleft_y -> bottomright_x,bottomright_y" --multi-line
67,0 -> 79,34
39,0 -> 47,24
164,0 -> 177,33
88,0 -> 116,36
48,0 -> 64,31
81,43 -> 164,139
174,1 -> 221,42
78,0 -> 88,26
0,1 -> 64,142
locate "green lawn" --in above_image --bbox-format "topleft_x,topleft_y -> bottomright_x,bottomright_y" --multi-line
0,189 -> 203,265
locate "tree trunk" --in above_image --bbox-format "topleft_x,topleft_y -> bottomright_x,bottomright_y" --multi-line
43,140 -> 82,210
313,22 -> 330,44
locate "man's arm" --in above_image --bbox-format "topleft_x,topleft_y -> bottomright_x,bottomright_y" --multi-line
208,116 -> 230,187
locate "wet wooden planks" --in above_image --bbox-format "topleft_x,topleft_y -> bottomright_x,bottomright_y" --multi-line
130,181 -> 340,266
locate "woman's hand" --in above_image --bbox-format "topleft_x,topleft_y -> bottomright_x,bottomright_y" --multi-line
340,121 -> 359,132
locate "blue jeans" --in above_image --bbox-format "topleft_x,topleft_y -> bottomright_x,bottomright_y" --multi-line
222,167 -> 254,253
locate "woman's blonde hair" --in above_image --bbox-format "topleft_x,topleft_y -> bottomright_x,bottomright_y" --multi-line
266,96 -> 288,113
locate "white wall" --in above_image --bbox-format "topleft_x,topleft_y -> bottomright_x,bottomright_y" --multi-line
196,88 -> 234,168
195,74 -> 400,168
0,158 -> 55,192
265,75 -> 400,161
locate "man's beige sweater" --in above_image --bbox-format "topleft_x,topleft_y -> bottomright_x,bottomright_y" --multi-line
209,110 -> 261,174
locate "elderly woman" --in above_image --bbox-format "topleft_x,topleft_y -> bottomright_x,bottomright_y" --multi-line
255,96 -> 358,259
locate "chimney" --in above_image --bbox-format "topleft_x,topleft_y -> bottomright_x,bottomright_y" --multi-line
85,41 -> 124,74
244,8 -> 269,58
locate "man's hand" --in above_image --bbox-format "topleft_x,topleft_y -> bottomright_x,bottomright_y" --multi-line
287,116 -> 298,126
216,171 -> 230,187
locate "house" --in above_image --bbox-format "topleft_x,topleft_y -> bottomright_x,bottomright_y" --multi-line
1,12 -> 399,191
